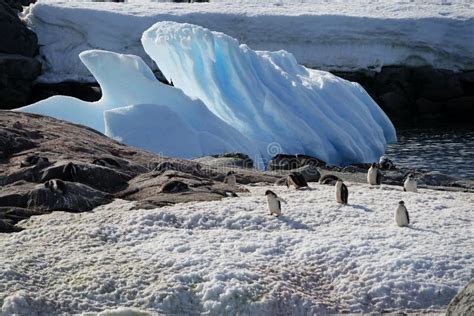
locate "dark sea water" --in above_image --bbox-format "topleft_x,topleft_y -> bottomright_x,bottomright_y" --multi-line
385,126 -> 474,180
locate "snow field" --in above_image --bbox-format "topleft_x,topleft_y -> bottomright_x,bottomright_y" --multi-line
1,182 -> 472,314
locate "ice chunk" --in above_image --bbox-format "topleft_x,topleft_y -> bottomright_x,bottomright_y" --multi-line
142,21 -> 396,165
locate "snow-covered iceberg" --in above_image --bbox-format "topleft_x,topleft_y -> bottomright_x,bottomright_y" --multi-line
18,50 -> 260,161
18,21 -> 396,165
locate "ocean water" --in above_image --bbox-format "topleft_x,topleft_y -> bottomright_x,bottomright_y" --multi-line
385,127 -> 474,180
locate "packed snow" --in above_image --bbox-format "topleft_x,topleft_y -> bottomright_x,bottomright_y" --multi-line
18,22 -> 396,166
1,182 -> 472,314
24,0 -> 474,83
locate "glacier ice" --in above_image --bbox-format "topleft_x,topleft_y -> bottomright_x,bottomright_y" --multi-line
142,21 -> 396,165
18,21 -> 396,166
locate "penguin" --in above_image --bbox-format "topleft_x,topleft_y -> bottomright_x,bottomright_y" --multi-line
44,179 -> 66,195
367,163 -> 382,185
319,174 -> 340,185
287,172 -> 308,190
223,171 -> 237,186
265,190 -> 287,217
404,173 -> 417,193
335,179 -> 349,205
379,156 -> 395,170
92,157 -> 121,169
20,155 -> 49,168
394,200 -> 410,227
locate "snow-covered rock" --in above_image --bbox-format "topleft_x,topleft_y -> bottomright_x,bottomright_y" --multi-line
24,0 -> 474,83
1,183 -> 472,314
18,22 -> 395,166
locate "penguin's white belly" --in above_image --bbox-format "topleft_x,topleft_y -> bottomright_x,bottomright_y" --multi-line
335,184 -> 343,203
267,197 -> 281,216
226,175 -> 236,186
395,207 -> 409,227
404,179 -> 417,192
367,169 -> 377,185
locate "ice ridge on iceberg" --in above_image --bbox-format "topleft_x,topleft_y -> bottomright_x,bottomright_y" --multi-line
142,21 -> 396,165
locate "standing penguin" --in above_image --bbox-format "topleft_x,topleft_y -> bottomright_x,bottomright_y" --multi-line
223,171 -> 237,186
394,201 -> 410,227
367,163 -> 382,185
265,190 -> 287,217
404,173 -> 417,193
335,179 -> 349,204
287,172 -> 308,190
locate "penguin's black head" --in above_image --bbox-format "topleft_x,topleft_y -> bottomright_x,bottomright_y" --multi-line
399,200 -> 405,205
371,162 -> 377,168
265,190 -> 276,196
227,171 -> 235,176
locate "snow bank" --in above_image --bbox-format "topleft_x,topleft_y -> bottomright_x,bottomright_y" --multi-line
143,21 -> 396,165
1,182 -> 472,314
24,0 -> 474,83
19,22 -> 395,165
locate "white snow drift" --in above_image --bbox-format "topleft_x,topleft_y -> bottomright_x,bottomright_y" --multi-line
1,183 -> 472,314
24,0 -> 474,83
19,22 -> 395,166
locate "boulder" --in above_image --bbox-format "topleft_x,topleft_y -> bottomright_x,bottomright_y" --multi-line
0,0 -> 38,57
446,279 -> 474,316
39,162 -> 130,193
268,154 -> 325,171
0,181 -> 113,212
193,152 -> 254,169
412,67 -> 464,101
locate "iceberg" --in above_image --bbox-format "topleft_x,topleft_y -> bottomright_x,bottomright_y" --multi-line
142,21 -> 396,165
18,21 -> 396,166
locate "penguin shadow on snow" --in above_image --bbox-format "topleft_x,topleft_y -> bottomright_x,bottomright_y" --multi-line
273,215 -> 313,231
405,225 -> 440,235
349,204 -> 373,212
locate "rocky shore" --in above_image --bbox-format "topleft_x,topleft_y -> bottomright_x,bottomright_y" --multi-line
1,111 -> 472,234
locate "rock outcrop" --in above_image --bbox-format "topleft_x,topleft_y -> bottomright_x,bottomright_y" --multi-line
446,279 -> 474,316
0,0 -> 40,109
334,66 -> 474,125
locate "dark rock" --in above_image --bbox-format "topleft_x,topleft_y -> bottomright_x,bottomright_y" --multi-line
415,98 -> 444,119
420,171 -> 458,186
268,154 -> 326,171
0,1 -> 38,56
161,180 -> 189,193
319,174 -> 340,185
0,54 -> 42,109
292,165 -> 321,182
40,162 -> 130,193
445,96 -> 474,115
412,67 -> 464,101
0,181 -> 113,212
0,127 -> 37,158
194,152 -> 254,169
446,279 -> 474,316
30,82 -> 102,105
377,89 -> 413,119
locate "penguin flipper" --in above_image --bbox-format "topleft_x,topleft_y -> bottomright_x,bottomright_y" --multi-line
406,210 -> 410,224
278,197 -> 287,204
403,187 -> 406,192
